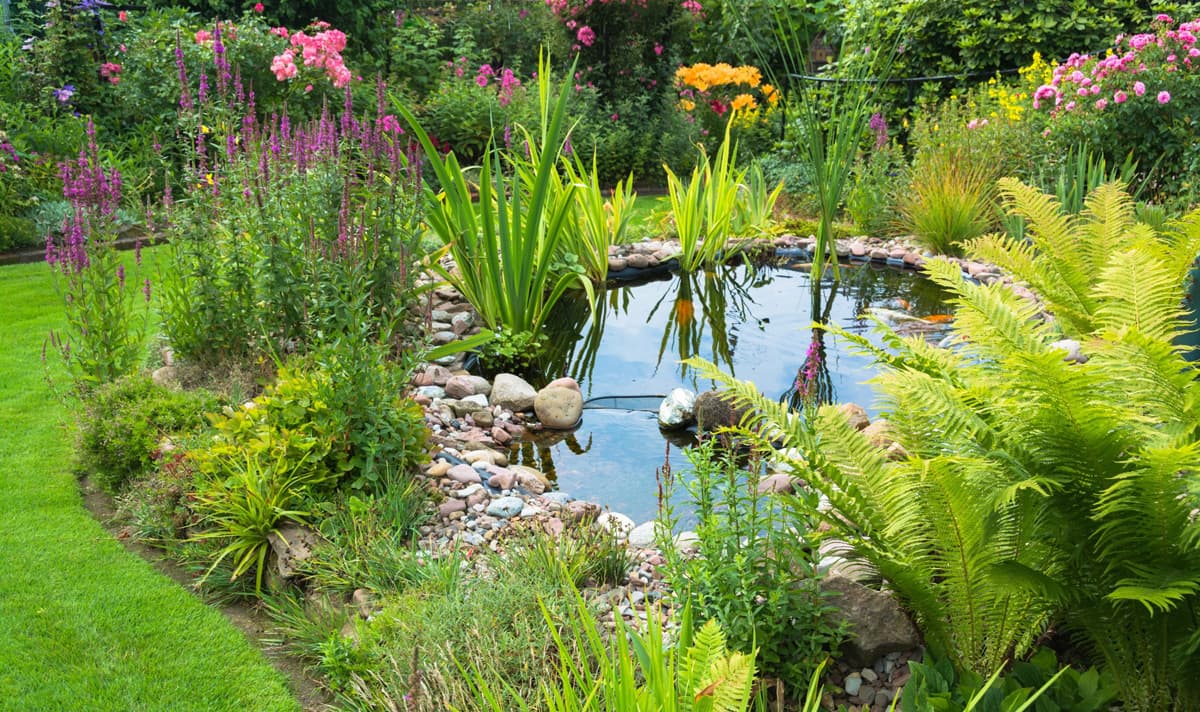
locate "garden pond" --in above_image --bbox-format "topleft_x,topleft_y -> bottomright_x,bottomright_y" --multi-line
504,257 -> 954,522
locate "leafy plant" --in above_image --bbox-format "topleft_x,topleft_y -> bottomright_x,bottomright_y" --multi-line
477,327 -> 549,377
463,594 -> 759,712
896,148 -> 997,256
501,521 -> 634,589
664,118 -> 747,272
191,449 -> 316,594
394,51 -> 595,342
562,151 -> 637,282
76,374 -> 217,494
657,438 -> 842,692
732,161 -> 784,237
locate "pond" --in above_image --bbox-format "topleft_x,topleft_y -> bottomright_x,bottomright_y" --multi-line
506,256 -> 953,524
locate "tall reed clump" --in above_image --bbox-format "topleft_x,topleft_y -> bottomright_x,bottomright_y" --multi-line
896,150 -> 996,256
45,120 -> 151,389
160,43 -> 423,363
664,118 -> 747,272
685,181 -> 1200,710
392,52 -> 594,354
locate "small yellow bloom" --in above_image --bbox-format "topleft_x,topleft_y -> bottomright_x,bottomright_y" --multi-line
205,173 -> 214,186
680,99 -> 696,111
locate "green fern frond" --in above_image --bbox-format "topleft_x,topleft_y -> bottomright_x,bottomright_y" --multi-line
1079,181 -> 1137,272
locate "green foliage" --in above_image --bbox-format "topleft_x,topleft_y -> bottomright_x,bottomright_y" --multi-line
665,120 -> 747,272
847,138 -> 905,237
77,374 -> 217,494
902,649 -> 1115,712
562,152 -> 637,282
463,594 -> 759,712
395,52 -> 595,343
658,438 -> 842,691
688,180 -> 1200,709
897,147 -> 997,256
194,355 -> 427,493
731,161 -> 784,236
502,521 -> 635,589
476,327 -> 548,377
301,475 -> 432,594
191,449 -> 317,594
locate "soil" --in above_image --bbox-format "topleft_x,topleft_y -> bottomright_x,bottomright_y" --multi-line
78,477 -> 331,712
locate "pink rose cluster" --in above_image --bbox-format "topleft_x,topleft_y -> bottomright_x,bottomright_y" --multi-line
271,23 -> 352,88
1032,15 -> 1198,117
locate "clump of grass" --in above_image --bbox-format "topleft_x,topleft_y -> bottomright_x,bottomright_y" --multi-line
897,151 -> 997,256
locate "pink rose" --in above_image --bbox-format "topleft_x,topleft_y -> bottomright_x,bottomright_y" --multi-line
1158,90 -> 1171,104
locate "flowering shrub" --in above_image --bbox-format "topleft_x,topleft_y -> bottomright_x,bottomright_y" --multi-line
1029,15 -> 1200,200
269,22 -> 352,89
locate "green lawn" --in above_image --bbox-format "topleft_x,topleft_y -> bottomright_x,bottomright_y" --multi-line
0,259 -> 300,711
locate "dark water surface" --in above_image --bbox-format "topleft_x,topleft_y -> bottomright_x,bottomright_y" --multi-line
509,259 -> 952,523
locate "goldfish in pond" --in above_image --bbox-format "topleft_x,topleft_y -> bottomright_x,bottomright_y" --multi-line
923,314 -> 955,323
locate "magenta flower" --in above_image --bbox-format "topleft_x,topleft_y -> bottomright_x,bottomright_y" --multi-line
1158,90 -> 1171,104
1134,81 -> 1146,96
1094,98 -> 1108,110
577,25 -> 596,47
1114,90 -> 1127,103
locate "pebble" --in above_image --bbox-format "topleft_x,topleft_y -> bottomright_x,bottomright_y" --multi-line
447,464 -> 482,484
844,672 -> 862,696
486,496 -> 524,519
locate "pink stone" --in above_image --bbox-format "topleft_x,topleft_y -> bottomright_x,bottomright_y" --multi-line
447,464 -> 482,484
545,377 -> 580,392
438,499 -> 466,516
492,426 -> 512,444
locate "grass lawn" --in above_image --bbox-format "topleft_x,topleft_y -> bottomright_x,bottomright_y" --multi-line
0,258 -> 300,711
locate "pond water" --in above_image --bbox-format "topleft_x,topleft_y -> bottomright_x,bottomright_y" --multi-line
506,257 -> 952,523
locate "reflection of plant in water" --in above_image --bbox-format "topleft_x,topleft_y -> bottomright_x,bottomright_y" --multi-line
506,430 -> 593,481
781,279 -> 835,410
649,264 -> 759,380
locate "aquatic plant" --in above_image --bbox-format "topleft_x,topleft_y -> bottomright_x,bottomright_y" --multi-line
664,118 -> 746,272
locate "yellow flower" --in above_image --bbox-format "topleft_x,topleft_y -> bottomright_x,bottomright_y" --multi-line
200,124 -> 211,134
680,99 -> 696,111
205,173 -> 214,186
762,83 -> 779,106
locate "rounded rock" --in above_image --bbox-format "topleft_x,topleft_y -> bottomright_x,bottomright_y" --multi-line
657,388 -> 696,429
534,386 -> 583,429
492,373 -> 538,411
486,495 -> 525,519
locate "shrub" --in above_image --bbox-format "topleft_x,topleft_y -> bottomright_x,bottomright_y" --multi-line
896,148 -> 996,255
77,375 -> 217,494
657,438 -> 842,691
1029,15 -> 1200,202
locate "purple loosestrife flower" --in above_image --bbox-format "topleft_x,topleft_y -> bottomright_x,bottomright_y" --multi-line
198,70 -> 208,103
175,35 -> 192,110
116,263 -> 125,288
795,337 -> 823,403
869,112 -> 888,149
143,278 -> 151,302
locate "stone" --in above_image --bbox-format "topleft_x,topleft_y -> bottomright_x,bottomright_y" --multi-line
267,523 -> 320,579
515,469 -> 547,494
431,330 -> 457,346
546,376 -> 581,392
519,504 -> 545,518
416,385 -> 446,400
627,521 -> 659,548
627,253 -> 651,269
756,473 -> 796,495
451,311 -> 475,333
850,241 -> 868,258
821,576 -> 921,667
487,495 -> 525,519
151,366 -> 180,389
463,449 -> 507,466
1050,338 -> 1088,364
510,465 -> 550,490
861,419 -> 895,449
453,484 -> 484,499
423,364 -> 453,385
534,386 -> 583,429
869,248 -> 889,262
461,393 -> 490,409
487,470 -> 518,490
597,511 -> 635,538
492,373 -> 538,411
541,492 -> 573,507
447,464 -> 483,484
838,403 -> 871,431
674,531 -> 700,554
694,390 -> 750,432
608,256 -> 629,272
657,388 -> 697,428
438,499 -> 467,517
860,668 -> 878,683
491,426 -> 511,444
352,588 -> 376,619
426,460 -> 452,477
473,410 -> 494,427
445,375 -> 492,399
844,672 -> 862,697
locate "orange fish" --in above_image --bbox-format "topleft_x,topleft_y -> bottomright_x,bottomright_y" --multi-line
924,314 -> 955,323
896,298 -> 911,310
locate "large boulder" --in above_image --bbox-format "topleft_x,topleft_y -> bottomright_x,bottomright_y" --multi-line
820,575 -> 921,667
534,386 -> 583,429
694,390 -> 751,432
838,403 -> 871,431
658,388 -> 696,429
491,373 -> 538,411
